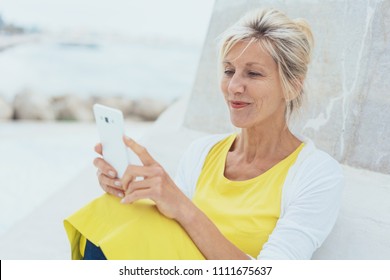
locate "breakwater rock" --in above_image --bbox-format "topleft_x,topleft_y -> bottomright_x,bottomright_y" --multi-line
1,90 -> 171,122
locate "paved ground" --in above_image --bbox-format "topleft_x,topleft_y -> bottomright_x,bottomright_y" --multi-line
0,120 -> 154,236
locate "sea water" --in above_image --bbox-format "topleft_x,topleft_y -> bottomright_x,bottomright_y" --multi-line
0,0 -> 215,102
0,36 -> 201,102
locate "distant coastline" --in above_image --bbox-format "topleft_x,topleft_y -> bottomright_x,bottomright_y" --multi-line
0,14 -> 42,51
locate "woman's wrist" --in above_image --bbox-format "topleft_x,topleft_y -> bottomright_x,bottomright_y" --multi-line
174,195 -> 198,228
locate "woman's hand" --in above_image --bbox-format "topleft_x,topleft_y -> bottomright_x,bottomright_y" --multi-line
121,137 -> 249,259
95,136 -> 249,259
93,143 -> 125,198
120,136 -> 191,220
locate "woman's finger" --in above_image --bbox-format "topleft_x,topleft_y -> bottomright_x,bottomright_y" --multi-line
121,188 -> 151,204
123,136 -> 156,166
98,171 -> 123,190
121,165 -> 160,190
93,157 -> 117,178
101,184 -> 125,198
97,171 -> 124,198
125,176 -> 160,195
121,166 -> 134,192
127,165 -> 161,178
94,143 -> 103,156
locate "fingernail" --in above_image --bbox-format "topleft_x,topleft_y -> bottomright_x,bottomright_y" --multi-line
108,171 -> 116,178
114,181 -> 122,187
120,198 -> 126,203
118,193 -> 124,198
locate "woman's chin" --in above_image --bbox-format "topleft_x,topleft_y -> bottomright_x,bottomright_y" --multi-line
230,117 -> 252,129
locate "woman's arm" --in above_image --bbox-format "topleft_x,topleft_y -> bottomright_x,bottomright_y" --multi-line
258,155 -> 344,259
119,136 -> 250,260
177,199 -> 250,259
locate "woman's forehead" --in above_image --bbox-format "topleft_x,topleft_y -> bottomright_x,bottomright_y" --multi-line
224,40 -> 276,68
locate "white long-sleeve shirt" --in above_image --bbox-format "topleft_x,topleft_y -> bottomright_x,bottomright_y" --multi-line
174,133 -> 344,259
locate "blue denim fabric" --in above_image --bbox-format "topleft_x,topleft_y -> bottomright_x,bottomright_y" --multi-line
83,239 -> 107,260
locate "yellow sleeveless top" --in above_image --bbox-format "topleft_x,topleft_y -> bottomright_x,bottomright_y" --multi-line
64,134 -> 303,259
193,134 -> 303,257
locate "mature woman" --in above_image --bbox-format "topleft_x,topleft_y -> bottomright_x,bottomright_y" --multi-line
64,8 -> 344,260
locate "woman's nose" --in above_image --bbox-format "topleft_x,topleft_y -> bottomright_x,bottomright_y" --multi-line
227,73 -> 245,94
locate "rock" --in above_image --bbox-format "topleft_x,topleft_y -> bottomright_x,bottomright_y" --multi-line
52,94 -> 94,122
91,96 -> 134,117
0,96 -> 13,120
13,90 -> 55,121
132,98 -> 169,121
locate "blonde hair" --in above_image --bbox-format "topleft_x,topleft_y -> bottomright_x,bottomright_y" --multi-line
218,8 -> 314,119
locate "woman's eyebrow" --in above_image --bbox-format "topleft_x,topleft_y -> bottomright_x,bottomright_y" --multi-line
223,61 -> 266,68
246,62 -> 267,68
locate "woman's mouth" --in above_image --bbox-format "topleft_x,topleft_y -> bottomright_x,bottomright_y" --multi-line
230,101 -> 251,109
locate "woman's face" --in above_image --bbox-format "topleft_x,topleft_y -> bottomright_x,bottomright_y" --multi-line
220,40 -> 286,129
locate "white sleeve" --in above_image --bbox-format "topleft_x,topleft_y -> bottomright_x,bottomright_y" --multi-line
174,134 -> 230,199
174,140 -> 199,199
258,156 -> 344,260
174,134 -> 227,199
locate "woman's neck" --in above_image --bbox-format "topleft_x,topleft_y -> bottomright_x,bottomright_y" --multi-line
232,120 -> 301,163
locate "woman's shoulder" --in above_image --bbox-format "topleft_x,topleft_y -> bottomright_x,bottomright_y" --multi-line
184,133 -> 233,158
189,133 -> 232,149
177,133 -> 233,169
296,135 -> 342,169
175,133 -> 233,198
290,135 -> 345,189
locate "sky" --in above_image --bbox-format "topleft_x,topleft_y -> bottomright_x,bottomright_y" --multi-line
0,0 -> 215,44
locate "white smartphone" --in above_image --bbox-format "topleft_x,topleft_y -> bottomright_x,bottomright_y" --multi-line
93,103 -> 129,178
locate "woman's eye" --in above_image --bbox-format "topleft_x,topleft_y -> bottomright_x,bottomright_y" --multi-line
224,69 -> 234,76
248,71 -> 262,77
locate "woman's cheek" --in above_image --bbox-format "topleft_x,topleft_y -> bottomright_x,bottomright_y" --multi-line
220,79 -> 228,95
